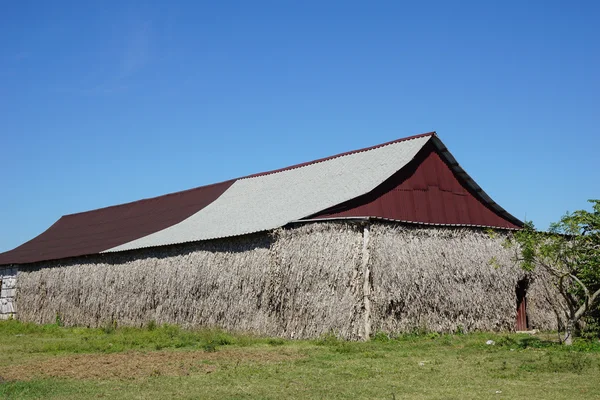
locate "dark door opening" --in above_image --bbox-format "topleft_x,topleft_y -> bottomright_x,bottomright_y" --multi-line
516,278 -> 529,331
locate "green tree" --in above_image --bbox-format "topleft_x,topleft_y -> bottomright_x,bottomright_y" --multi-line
510,200 -> 600,345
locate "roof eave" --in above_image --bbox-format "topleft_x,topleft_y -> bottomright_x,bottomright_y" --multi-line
289,216 -> 521,230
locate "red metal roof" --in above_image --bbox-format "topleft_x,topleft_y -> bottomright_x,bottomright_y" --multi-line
0,132 -> 521,266
309,142 -> 520,229
0,180 -> 234,265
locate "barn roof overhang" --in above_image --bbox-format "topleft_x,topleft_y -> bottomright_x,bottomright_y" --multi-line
288,216 -> 521,231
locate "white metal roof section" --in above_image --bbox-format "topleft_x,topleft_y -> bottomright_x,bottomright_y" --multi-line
105,135 -> 431,252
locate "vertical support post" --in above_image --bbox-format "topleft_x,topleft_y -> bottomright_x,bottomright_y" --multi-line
361,223 -> 371,340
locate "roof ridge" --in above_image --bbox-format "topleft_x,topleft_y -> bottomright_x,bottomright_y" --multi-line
241,131 -> 436,180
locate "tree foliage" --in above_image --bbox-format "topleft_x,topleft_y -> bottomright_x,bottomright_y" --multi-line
510,200 -> 600,345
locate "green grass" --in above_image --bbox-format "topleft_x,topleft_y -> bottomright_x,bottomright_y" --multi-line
0,319 -> 242,355
1,320 -> 599,399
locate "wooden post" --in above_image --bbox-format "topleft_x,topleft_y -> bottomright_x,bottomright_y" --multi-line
362,223 -> 371,340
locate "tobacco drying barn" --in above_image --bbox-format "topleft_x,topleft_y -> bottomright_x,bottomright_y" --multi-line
0,132 -> 561,339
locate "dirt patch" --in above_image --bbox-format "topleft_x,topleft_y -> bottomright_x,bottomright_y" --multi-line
0,348 -> 300,381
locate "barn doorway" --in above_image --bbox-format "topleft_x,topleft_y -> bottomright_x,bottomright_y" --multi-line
516,278 -> 529,331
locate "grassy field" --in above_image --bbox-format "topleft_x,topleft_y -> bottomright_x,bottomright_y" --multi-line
1,320 -> 599,399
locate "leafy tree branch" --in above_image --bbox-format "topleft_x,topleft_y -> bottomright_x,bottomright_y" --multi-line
507,200 -> 600,345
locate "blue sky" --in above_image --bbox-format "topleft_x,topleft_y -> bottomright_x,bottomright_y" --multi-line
1,1 -> 598,252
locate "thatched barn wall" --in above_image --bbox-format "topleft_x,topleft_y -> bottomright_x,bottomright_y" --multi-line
526,268 -> 566,331
368,225 -> 558,333
266,224 -> 364,338
14,222 -> 559,338
15,235 -> 273,332
15,223 -> 365,339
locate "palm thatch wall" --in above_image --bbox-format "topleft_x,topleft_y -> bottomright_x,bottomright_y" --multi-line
526,268 -> 566,331
369,225 -> 559,333
14,222 -> 559,338
15,224 -> 364,338
18,235 -> 277,333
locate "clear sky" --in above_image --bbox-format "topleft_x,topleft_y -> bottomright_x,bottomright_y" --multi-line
1,1 -> 599,252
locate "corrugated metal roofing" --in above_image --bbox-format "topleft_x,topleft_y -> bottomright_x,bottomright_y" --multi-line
0,131 -> 522,266
0,180 -> 234,265
106,135 -> 431,252
309,142 -> 520,229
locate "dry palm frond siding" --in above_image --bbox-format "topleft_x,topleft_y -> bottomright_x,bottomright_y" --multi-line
14,222 -> 558,338
526,267 -> 567,331
368,225 -> 559,333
